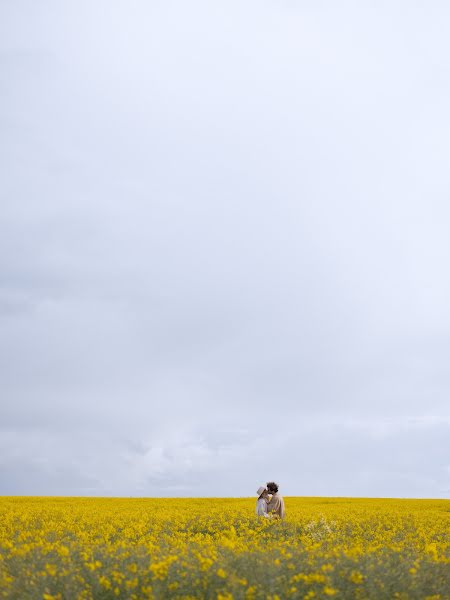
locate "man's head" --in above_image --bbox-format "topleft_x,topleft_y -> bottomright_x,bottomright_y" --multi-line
267,482 -> 279,494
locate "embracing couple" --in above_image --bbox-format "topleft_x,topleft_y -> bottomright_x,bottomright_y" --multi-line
256,481 -> 286,519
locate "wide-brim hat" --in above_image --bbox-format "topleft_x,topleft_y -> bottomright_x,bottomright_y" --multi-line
256,486 -> 266,496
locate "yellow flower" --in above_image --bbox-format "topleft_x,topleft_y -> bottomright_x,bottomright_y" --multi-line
349,570 -> 364,584
45,564 -> 57,577
99,575 -> 112,589
323,587 -> 338,596
0,495 -> 448,600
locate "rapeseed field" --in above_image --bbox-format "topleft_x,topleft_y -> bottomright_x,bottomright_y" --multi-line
0,496 -> 449,599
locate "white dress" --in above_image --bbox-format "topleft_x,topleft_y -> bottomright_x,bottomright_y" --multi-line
256,497 -> 269,517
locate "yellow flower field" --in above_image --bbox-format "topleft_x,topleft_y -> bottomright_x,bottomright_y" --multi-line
0,496 -> 449,599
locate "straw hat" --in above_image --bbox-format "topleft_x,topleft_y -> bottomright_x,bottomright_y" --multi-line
256,486 -> 266,496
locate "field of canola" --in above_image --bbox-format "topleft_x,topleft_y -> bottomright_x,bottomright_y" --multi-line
0,496 -> 449,599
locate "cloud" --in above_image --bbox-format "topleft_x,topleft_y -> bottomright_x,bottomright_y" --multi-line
1,417 -> 449,497
1,0 -> 450,497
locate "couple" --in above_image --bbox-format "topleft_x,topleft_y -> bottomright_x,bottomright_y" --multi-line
256,481 -> 286,519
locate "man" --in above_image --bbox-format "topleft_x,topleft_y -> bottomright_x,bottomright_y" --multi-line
266,481 -> 285,519
255,486 -> 270,517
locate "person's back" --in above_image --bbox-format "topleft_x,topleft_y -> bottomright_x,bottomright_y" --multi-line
266,482 -> 285,519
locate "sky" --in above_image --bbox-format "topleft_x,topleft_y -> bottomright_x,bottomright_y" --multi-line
1,0 -> 449,498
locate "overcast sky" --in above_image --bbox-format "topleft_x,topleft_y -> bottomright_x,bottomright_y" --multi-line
1,1 -> 449,498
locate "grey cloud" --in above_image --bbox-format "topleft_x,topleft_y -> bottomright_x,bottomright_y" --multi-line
1,0 -> 450,497
1,418 -> 448,497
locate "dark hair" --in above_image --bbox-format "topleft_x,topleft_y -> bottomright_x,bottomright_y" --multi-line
267,481 -> 279,493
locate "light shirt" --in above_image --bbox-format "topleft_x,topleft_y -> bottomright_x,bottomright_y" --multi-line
267,492 -> 286,519
256,497 -> 269,517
